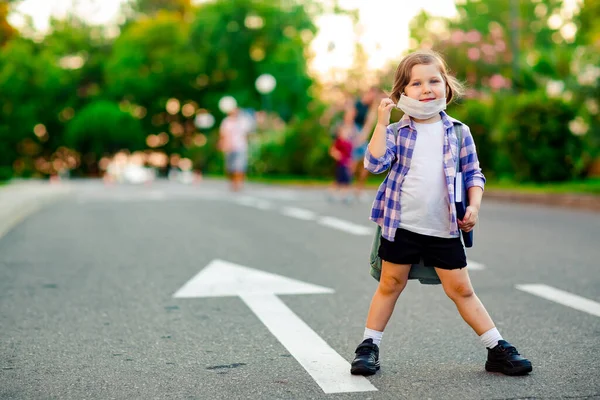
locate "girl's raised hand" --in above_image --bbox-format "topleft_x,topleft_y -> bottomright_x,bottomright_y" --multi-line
377,98 -> 396,126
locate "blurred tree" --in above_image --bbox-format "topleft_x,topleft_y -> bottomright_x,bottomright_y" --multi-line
0,35 -> 80,177
37,16 -> 111,153
123,0 -> 193,18
500,93 -> 584,182
65,101 -> 145,175
0,0 -> 21,46
571,0 -> 600,174
0,13 -> 113,178
189,0 -> 319,122
408,0 -> 572,93
105,11 -> 202,159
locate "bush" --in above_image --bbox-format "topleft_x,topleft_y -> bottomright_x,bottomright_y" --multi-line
499,92 -> 584,182
250,107 -> 334,178
449,99 -> 496,179
0,166 -> 12,181
65,101 -> 146,173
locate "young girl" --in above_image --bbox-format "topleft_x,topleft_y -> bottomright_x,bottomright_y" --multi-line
350,50 -> 532,377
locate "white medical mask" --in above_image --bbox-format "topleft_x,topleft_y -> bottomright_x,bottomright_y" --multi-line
396,94 -> 447,120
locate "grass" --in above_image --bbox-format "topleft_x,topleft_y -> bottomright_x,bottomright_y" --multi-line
485,178 -> 600,195
237,174 -> 600,195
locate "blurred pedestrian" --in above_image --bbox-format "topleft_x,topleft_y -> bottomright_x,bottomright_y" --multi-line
218,102 -> 253,192
328,118 -> 355,203
350,87 -> 384,201
350,50 -> 532,377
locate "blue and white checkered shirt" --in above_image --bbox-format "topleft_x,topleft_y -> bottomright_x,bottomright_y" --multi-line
364,111 -> 486,242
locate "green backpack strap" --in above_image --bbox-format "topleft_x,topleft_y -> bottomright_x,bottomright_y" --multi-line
454,123 -> 463,172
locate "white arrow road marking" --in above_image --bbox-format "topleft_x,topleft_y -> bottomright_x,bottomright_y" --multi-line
173,259 -> 377,394
516,284 -> 600,318
318,217 -> 372,236
280,206 -> 317,221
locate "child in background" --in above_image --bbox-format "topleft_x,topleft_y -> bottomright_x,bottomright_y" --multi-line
328,122 -> 354,203
350,50 -> 532,377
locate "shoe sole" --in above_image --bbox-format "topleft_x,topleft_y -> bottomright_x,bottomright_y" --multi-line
485,362 -> 532,376
350,363 -> 380,376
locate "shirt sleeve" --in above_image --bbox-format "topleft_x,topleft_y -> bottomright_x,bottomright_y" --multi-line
460,124 -> 486,190
363,124 -> 397,174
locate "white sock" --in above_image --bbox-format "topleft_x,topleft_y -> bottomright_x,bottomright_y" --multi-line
363,327 -> 383,347
480,327 -> 503,349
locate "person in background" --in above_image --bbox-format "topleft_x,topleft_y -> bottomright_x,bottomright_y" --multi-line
218,102 -> 253,192
351,87 -> 384,201
328,120 -> 354,203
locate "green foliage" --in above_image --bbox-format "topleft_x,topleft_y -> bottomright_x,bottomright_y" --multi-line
65,101 -> 145,170
499,93 -> 584,182
126,0 -> 193,17
448,99 -> 495,177
251,105 -> 333,178
189,0 -> 317,121
105,12 -> 201,106
0,166 -> 12,181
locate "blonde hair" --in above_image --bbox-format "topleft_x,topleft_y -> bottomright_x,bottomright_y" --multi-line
389,50 -> 464,105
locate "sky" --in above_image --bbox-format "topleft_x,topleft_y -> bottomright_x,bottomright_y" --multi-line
8,0 -> 458,74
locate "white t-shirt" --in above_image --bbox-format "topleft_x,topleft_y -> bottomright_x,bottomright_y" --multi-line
220,114 -> 253,152
399,120 -> 456,238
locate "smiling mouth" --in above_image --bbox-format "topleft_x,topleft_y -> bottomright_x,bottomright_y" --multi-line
420,98 -> 436,102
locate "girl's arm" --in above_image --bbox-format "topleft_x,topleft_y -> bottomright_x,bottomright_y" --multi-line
364,125 -> 396,174
363,97 -> 398,175
367,123 -> 388,158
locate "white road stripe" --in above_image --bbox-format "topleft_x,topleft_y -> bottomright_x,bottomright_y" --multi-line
467,260 -> 485,270
516,284 -> 600,318
318,217 -> 372,236
234,196 -> 272,210
280,207 -> 317,221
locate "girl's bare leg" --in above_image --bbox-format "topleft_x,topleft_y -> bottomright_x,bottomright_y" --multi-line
365,261 -> 412,331
435,267 -> 495,335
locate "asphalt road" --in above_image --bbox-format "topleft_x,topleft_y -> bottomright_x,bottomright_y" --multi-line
1,179 -> 599,399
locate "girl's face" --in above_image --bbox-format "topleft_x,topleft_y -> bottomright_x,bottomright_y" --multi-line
404,63 -> 446,102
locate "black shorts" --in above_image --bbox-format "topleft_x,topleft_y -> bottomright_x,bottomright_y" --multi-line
378,228 -> 467,270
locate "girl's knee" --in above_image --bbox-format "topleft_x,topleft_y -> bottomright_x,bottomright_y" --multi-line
378,274 -> 407,296
444,281 -> 474,300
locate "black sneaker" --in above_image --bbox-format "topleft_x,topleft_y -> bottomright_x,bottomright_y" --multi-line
350,338 -> 380,376
485,340 -> 532,376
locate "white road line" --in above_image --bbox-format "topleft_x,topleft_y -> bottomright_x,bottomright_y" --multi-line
516,284 -> 600,318
234,196 -> 272,210
280,206 -> 317,221
467,260 -> 485,270
318,217 -> 372,236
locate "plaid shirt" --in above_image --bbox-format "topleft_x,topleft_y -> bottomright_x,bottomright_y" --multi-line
364,112 -> 486,241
